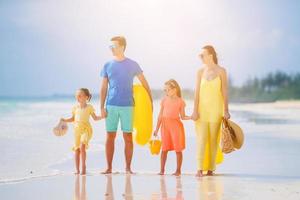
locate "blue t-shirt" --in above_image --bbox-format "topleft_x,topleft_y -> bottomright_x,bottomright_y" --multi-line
100,58 -> 143,106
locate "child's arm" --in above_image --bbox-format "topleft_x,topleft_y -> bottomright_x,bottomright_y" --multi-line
61,116 -> 74,123
91,112 -> 102,121
153,106 -> 164,136
180,105 -> 192,120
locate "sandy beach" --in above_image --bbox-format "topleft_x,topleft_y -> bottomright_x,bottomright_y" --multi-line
1,100 -> 300,199
0,173 -> 299,200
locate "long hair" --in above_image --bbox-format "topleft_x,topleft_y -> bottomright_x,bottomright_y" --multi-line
165,79 -> 182,97
203,45 -> 218,64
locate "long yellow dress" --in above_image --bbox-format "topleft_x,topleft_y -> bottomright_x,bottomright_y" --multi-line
195,76 -> 224,171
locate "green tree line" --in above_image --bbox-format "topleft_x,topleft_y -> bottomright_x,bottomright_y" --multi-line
229,71 -> 300,102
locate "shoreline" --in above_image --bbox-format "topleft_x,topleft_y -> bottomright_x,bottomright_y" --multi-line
1,95 -> 300,104
2,171 -> 300,186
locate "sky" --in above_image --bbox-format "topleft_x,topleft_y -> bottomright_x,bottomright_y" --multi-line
1,0 -> 300,96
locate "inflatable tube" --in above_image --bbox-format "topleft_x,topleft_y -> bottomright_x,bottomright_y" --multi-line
132,85 -> 153,145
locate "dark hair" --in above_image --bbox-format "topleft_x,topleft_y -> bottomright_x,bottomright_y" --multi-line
79,88 -> 92,101
202,45 -> 218,64
165,79 -> 182,97
111,36 -> 127,51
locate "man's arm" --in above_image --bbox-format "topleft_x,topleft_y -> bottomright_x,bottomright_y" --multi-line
100,77 -> 108,118
137,73 -> 153,102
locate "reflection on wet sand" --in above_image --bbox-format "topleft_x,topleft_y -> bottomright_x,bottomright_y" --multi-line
104,175 -> 114,200
197,177 -> 224,200
104,174 -> 133,200
151,176 -> 184,200
73,174 -> 224,200
123,175 -> 133,200
74,175 -> 87,200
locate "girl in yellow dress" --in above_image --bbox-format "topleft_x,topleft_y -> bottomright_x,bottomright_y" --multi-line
192,45 -> 231,177
61,88 -> 102,175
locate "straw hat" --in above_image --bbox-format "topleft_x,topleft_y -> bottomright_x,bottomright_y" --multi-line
227,119 -> 244,149
53,120 -> 68,136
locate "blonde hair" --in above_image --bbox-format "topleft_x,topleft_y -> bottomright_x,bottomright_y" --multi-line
165,79 -> 182,97
77,88 -> 92,101
111,36 -> 127,50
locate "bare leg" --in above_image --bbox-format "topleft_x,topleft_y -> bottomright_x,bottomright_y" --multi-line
207,170 -> 214,176
195,170 -> 204,177
102,132 -> 116,174
159,151 -> 168,175
172,151 -> 182,176
75,149 -> 80,174
80,144 -> 86,175
123,133 -> 134,174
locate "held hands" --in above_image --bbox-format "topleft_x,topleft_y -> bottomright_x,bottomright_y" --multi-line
101,107 -> 107,119
187,116 -> 193,120
191,111 -> 199,121
95,115 -> 103,121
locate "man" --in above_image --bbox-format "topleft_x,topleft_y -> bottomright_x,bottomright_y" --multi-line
100,36 -> 152,174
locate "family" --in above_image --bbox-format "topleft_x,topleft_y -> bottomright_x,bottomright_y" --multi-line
60,36 -> 230,177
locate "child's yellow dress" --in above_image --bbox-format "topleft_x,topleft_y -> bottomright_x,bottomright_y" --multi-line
72,104 -> 95,151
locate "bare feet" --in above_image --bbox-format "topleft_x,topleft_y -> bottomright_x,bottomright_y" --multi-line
172,171 -> 181,176
158,171 -> 165,175
80,166 -> 86,175
125,168 -> 135,174
195,170 -> 204,177
207,170 -> 214,176
101,169 -> 112,174
74,171 -> 80,175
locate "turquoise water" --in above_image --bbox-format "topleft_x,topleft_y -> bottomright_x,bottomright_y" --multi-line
1,98 -> 300,183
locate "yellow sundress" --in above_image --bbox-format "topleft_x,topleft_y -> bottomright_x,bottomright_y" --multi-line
195,76 -> 224,171
72,104 -> 95,151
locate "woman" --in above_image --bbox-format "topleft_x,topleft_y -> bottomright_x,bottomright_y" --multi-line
192,45 -> 230,177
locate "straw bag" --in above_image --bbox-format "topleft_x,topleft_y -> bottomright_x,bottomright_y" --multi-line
221,118 -> 235,154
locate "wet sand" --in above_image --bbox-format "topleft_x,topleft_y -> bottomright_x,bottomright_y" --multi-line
0,173 -> 299,200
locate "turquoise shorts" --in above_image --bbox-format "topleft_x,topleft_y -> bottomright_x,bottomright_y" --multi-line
105,105 -> 133,133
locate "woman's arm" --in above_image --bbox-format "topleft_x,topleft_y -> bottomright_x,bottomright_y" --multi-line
220,67 -> 230,119
192,68 -> 203,120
